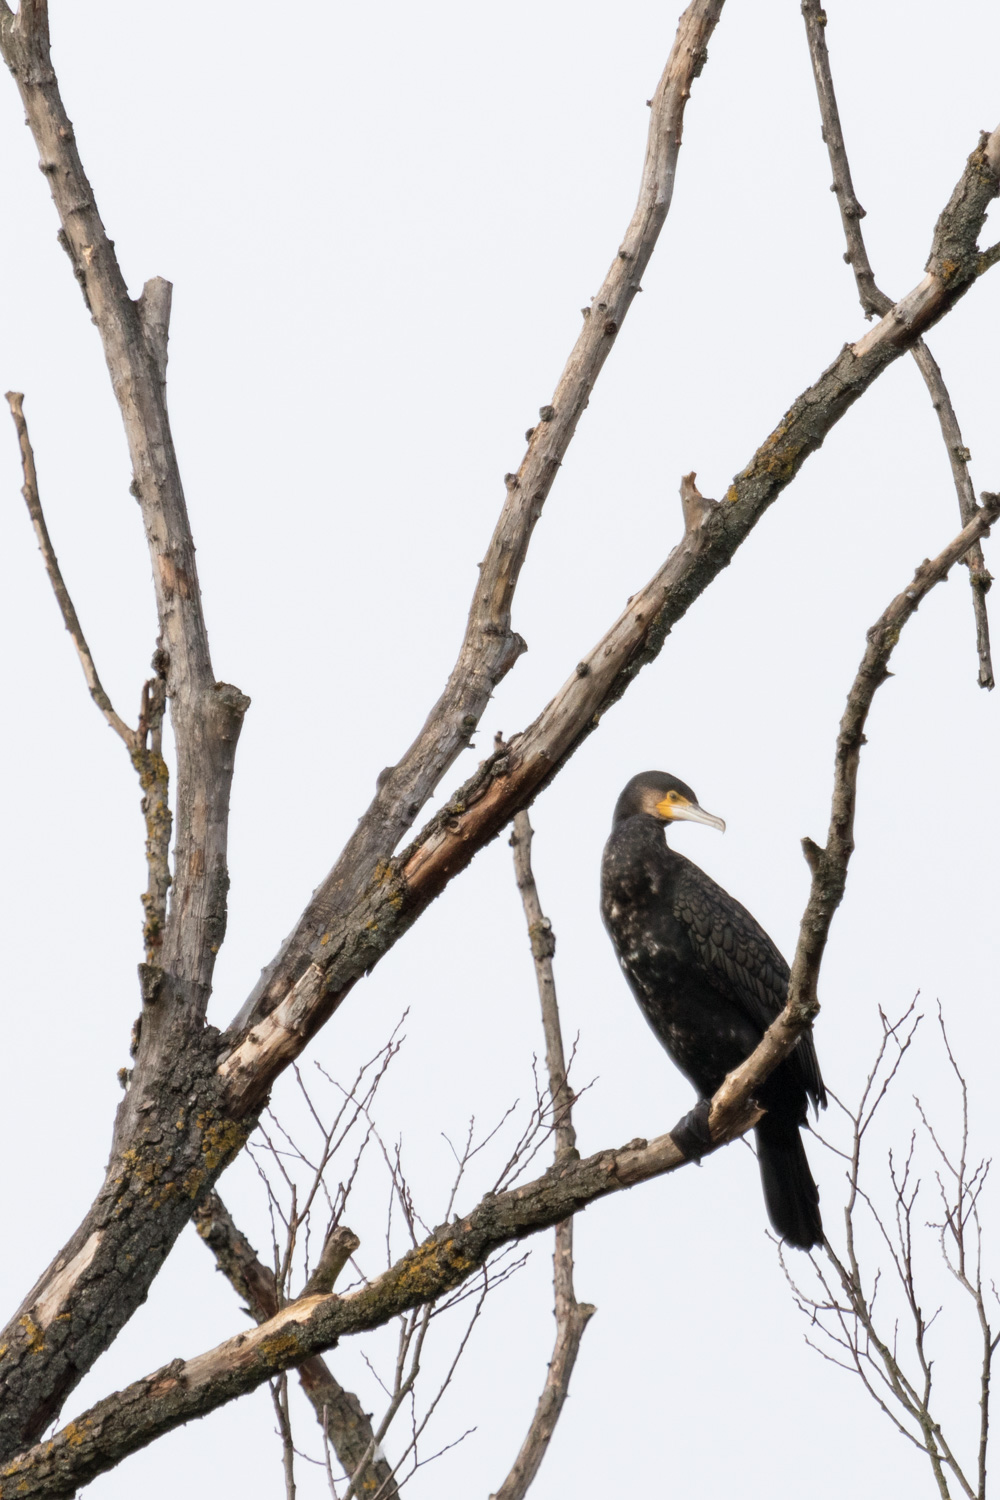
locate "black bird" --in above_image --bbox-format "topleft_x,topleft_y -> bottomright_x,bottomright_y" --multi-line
601,770 -> 825,1249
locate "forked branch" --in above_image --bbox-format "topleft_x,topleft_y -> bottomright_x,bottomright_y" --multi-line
801,0 -> 994,687
235,0 -> 729,1034
218,119 -> 1000,1118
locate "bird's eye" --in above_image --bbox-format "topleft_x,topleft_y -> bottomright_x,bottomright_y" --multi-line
667,790 -> 680,802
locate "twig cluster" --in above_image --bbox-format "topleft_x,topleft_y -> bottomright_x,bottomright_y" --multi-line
785,1006 -> 999,1500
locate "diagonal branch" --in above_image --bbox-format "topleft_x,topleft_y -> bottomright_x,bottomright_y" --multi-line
0,1082 -> 797,1498
194,1195 -> 397,1500
801,0 -> 994,687
490,814 -> 595,1500
218,119 -> 1000,1118
234,0 -> 728,1034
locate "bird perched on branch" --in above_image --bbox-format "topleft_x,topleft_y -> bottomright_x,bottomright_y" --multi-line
601,771 -> 825,1249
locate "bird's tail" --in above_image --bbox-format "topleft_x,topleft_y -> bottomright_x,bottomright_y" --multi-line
754,1119 -> 822,1251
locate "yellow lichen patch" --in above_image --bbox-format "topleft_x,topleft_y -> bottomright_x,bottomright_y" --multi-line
196,1112 -> 247,1173
391,1237 -> 476,1300
18,1315 -> 44,1355
63,1418 -> 93,1448
119,1145 -> 170,1188
181,1167 -> 206,1200
725,484 -> 738,503
258,1330 -> 303,1364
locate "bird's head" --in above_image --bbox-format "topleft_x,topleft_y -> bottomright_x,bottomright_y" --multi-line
612,770 -> 726,834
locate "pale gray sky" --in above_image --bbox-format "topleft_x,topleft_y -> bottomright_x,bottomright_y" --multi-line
2,2 -> 999,1496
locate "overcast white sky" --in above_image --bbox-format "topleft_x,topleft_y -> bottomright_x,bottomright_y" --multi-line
2,2 -> 1000,1496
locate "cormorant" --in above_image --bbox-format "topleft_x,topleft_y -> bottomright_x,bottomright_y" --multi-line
601,770 -> 825,1250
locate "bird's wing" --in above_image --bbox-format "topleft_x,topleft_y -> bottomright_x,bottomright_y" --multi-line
671,854 -> 825,1107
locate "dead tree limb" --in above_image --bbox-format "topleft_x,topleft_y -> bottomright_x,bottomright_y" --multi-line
801,0 -> 994,687
489,814 -> 595,1500
194,1195 -> 397,1500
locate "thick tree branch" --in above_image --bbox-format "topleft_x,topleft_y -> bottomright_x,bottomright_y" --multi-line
233,0 -> 728,1035
194,1195 -> 396,1500
801,0 -> 994,686
218,121 -> 1000,1119
491,814 -> 594,1500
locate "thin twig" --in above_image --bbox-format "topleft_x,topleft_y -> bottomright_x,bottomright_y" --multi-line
270,1373 -> 297,1500
5,392 -> 135,745
5,391 -> 174,965
801,0 -> 994,687
489,813 -> 595,1500
785,1001 -> 998,1499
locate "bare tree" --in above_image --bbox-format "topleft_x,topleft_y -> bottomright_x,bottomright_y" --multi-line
1,0 -> 999,1495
